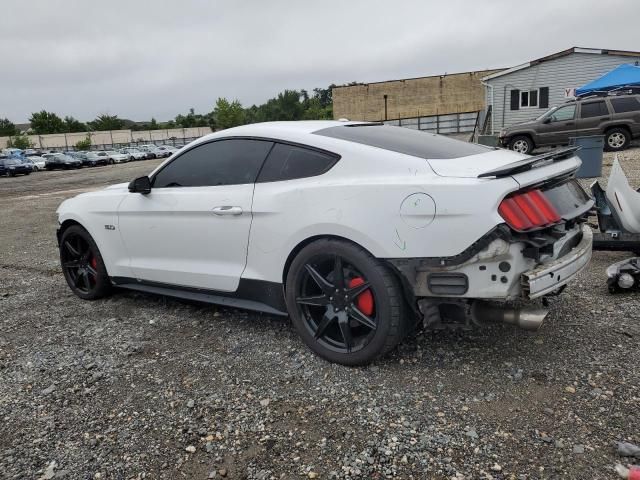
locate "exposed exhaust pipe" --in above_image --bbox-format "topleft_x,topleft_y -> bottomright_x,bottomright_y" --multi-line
471,301 -> 548,331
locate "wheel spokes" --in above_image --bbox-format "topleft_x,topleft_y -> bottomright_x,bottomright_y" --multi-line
337,313 -> 353,351
346,281 -> 371,302
304,264 -> 334,294
348,305 -> 377,330
64,240 -> 81,258
296,293 -> 330,307
62,259 -> 81,268
314,312 -> 335,339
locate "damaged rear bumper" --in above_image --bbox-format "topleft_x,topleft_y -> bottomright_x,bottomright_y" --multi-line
521,225 -> 592,299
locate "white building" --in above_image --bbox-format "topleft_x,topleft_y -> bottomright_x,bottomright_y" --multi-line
482,47 -> 640,133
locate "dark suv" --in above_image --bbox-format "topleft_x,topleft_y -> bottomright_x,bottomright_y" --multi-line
499,93 -> 640,154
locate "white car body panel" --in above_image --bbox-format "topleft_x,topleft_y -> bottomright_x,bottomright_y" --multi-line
57,120 -> 590,303
606,158 -> 640,233
117,184 -> 254,291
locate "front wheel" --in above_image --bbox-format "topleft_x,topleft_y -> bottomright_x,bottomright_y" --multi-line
508,135 -> 534,154
60,225 -> 112,300
285,239 -> 408,366
605,128 -> 629,151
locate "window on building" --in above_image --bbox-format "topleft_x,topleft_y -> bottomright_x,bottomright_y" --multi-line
580,101 -> 609,119
610,97 -> 640,113
520,89 -> 539,108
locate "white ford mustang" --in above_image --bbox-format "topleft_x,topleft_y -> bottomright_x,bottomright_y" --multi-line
56,121 -> 593,365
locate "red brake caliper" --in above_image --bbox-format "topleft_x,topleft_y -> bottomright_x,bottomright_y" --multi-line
90,257 -> 97,269
348,277 -> 374,316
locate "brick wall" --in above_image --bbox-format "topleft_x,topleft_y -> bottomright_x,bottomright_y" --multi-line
333,69 -> 503,121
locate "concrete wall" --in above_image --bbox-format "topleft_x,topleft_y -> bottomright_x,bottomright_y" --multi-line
484,52 -> 640,132
332,69 -> 502,122
1,127 -> 212,149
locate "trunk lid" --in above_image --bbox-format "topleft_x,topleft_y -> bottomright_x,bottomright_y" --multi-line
427,146 -> 581,188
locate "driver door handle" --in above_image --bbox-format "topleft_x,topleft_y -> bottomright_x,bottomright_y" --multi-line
212,206 -> 243,216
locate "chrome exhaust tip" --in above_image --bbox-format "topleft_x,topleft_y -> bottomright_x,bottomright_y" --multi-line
471,301 -> 548,331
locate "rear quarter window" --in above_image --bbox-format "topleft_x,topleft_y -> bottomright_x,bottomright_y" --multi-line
610,97 -> 640,113
313,124 -> 490,159
580,101 -> 609,118
257,143 -> 339,182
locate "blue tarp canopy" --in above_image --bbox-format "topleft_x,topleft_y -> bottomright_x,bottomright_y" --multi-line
576,64 -> 640,96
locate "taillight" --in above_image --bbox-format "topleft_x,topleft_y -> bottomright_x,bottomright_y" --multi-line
498,189 -> 561,231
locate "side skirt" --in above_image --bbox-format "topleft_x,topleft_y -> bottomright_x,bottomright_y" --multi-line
110,277 -> 288,316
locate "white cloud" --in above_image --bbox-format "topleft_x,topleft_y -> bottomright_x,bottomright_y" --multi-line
1,0 -> 638,122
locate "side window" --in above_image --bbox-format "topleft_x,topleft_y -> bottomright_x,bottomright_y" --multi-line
610,97 -> 640,113
153,139 -> 273,188
549,105 -> 576,122
257,143 -> 339,182
580,101 -> 609,118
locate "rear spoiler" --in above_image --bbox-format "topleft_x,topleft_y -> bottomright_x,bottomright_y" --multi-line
478,146 -> 580,178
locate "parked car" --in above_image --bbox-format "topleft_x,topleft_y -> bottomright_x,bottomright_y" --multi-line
499,93 -> 640,154
155,145 -> 179,157
120,147 -> 147,161
56,121 -> 593,365
83,152 -> 109,167
23,148 -> 39,157
0,157 -> 31,176
26,156 -> 46,171
138,144 -> 163,158
43,153 -> 82,170
104,150 -> 129,164
2,148 -> 24,158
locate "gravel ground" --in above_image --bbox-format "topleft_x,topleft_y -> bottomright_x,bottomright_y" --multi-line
1,152 -> 639,480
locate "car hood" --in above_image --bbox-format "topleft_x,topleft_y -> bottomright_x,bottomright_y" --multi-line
104,182 -> 129,191
427,149 -> 529,178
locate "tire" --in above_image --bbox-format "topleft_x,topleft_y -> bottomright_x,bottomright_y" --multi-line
285,239 -> 408,366
33,167 -> 39,172
108,159 -> 114,165
25,172 -> 30,175
508,135 -> 534,154
604,127 -> 630,152
59,225 -> 112,300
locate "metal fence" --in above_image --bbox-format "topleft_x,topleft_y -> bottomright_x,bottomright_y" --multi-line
383,111 -> 480,135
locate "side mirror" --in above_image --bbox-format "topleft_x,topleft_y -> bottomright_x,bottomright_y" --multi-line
543,117 -> 552,124
128,175 -> 151,194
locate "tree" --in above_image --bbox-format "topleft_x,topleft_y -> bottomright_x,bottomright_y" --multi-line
64,116 -> 87,133
75,135 -> 92,151
29,111 -> 65,134
6,133 -> 33,149
0,118 -> 18,136
175,108 -> 213,129
149,118 -> 159,130
88,114 -> 124,131
213,98 -> 245,130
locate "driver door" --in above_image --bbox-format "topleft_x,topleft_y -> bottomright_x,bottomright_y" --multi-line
537,104 -> 576,146
117,139 -> 273,292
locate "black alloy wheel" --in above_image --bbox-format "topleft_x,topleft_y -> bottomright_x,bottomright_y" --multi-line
286,239 -> 407,365
60,225 -> 111,300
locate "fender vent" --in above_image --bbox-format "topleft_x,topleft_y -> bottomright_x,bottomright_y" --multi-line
427,273 -> 469,295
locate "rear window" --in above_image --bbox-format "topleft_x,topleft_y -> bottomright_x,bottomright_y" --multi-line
313,124 -> 490,159
610,97 -> 640,113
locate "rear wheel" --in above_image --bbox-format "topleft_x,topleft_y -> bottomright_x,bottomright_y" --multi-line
509,135 -> 534,154
605,128 -> 629,151
60,225 -> 112,300
285,239 -> 407,366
